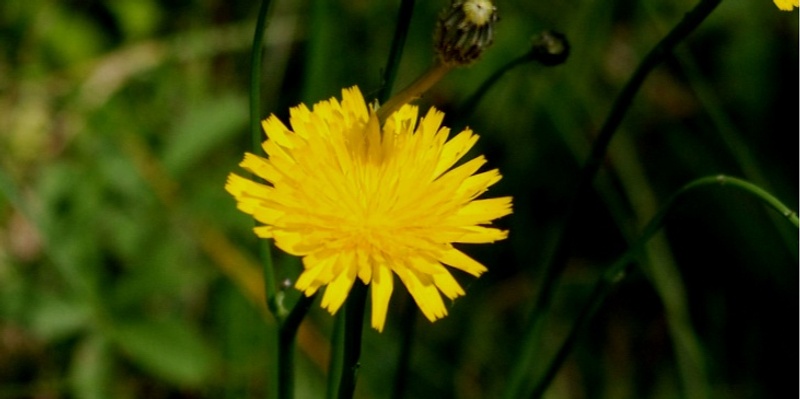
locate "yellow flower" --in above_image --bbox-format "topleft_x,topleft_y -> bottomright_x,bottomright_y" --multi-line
774,0 -> 798,10
226,86 -> 512,331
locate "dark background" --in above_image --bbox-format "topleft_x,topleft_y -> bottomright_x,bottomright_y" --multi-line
0,0 -> 797,398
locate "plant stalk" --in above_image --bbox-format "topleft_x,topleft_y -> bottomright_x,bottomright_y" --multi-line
336,282 -> 368,399
504,0 -> 725,397
528,174 -> 798,397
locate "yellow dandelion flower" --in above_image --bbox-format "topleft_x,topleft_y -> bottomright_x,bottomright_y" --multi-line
774,0 -> 798,10
226,86 -> 512,331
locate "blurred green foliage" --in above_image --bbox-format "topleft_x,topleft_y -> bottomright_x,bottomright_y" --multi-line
0,0 -> 796,398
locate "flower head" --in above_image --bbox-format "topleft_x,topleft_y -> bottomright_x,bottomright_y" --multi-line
774,0 -> 798,10
435,0 -> 498,66
226,87 -> 512,331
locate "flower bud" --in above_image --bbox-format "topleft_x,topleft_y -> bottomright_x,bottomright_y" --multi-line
435,0 -> 498,66
528,30 -> 569,66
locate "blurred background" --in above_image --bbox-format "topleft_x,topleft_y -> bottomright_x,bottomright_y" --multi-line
0,0 -> 797,398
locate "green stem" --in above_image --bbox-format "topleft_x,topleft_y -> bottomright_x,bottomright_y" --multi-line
249,0 -> 280,319
504,0 -> 723,397
377,61 -> 453,122
278,293 -> 318,399
336,282 -> 368,399
528,174 -> 798,398
378,0 -> 416,104
375,3 -> 419,396
326,312 -> 346,399
249,0 -> 271,158
247,2 -> 282,399
455,54 -> 530,121
390,299 -> 417,399
328,4 -> 418,396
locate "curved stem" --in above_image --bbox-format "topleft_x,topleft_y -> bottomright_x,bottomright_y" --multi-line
455,54 -> 530,121
547,0 -> 725,311
503,0 -> 724,397
711,177 -> 798,227
528,175 -> 798,398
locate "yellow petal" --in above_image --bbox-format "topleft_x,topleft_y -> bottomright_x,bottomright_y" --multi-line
396,268 -> 447,322
450,226 -> 509,244
240,153 -> 282,184
262,115 -> 295,148
434,128 -> 479,178
439,248 -> 488,276
774,0 -> 798,10
370,265 -> 394,331
253,226 -> 274,238
225,85 -> 513,331
458,169 -> 503,200
320,261 -> 358,314
452,197 -> 514,225
433,271 -> 465,299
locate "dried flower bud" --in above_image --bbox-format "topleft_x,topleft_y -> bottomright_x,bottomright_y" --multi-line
435,0 -> 498,66
528,30 -> 569,66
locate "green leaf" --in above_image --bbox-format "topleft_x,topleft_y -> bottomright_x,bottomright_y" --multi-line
107,0 -> 163,40
43,5 -> 108,65
29,294 -> 92,341
69,336 -> 113,399
112,319 -> 217,387
162,94 -> 248,177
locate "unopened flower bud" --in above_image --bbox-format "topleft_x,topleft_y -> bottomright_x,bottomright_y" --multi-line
528,30 -> 569,66
435,0 -> 498,66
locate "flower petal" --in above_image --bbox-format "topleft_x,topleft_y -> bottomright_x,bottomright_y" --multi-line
434,128 -> 479,178
370,265 -> 394,331
225,85 -> 512,330
439,248 -> 488,276
433,270 -> 465,299
320,261 -> 358,314
396,267 -> 447,322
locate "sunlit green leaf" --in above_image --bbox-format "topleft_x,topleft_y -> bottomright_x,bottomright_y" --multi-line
112,319 -> 217,387
162,94 -> 248,177
69,336 -> 113,399
29,294 -> 92,341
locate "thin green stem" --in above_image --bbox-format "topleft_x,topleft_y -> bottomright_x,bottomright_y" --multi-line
326,313 -> 346,399
375,3 -> 420,396
378,0 -> 416,104
390,299 -> 417,399
336,282 -> 368,399
249,0 -> 271,158
328,5 -> 418,397
278,293 -> 318,399
529,263 -> 626,399
377,61 -> 452,122
247,3 -> 282,399
455,54 -> 530,121
504,0 -> 724,397
681,176 -> 798,227
528,174 -> 798,398
249,0 -> 280,320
